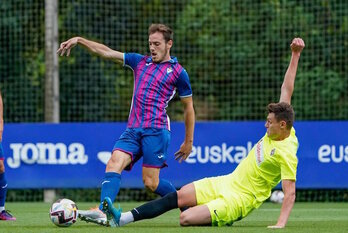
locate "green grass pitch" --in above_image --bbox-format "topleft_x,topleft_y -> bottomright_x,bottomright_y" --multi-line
1,202 -> 347,233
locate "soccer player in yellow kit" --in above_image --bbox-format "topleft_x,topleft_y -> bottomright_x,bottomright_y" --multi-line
81,38 -> 305,228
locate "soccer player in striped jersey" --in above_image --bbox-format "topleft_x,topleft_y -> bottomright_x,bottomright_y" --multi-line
96,38 -> 305,228
0,90 -> 16,221
57,24 -> 195,222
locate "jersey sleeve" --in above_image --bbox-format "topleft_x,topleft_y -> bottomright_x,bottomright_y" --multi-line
279,152 -> 298,181
124,53 -> 144,70
176,69 -> 192,98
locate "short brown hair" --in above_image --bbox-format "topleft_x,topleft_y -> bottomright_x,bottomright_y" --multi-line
148,24 -> 173,42
267,102 -> 294,129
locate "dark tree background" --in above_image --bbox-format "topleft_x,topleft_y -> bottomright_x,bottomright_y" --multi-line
1,0 -> 347,122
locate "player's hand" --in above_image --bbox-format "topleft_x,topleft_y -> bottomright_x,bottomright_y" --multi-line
267,225 -> 285,229
174,141 -> 193,163
57,37 -> 79,56
290,38 -> 305,54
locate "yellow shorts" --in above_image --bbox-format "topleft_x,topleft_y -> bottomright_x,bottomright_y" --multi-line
194,175 -> 255,226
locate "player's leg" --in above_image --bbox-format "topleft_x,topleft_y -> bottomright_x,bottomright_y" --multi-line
142,166 -> 177,195
183,176 -> 232,226
99,150 -> 131,210
79,156 -> 126,225
142,166 -> 160,192
0,161 -> 7,212
142,128 -> 176,196
118,182 -> 197,226
178,179 -> 214,226
180,196 -> 236,227
100,190 -> 179,227
98,129 -> 144,226
0,160 -> 6,212
99,128 -> 142,210
180,178 -> 235,226
179,204 -> 211,226
0,144 -> 15,221
177,183 -> 197,207
191,174 -> 243,226
103,178 -> 221,227
80,129 -> 142,226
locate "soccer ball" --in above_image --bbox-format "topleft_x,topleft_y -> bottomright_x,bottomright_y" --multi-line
49,198 -> 78,227
270,190 -> 284,204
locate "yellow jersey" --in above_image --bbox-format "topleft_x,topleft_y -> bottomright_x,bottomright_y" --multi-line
227,127 -> 298,208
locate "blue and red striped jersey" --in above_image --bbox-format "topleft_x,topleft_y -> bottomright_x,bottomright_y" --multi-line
124,53 -> 192,130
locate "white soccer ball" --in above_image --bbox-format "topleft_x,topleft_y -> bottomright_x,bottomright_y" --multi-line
270,190 -> 284,204
49,198 -> 78,227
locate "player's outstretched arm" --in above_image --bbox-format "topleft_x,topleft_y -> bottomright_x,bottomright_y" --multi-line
175,97 -> 195,162
57,37 -> 124,63
279,38 -> 305,105
268,180 -> 296,229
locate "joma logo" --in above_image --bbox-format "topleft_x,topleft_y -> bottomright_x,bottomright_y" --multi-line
7,143 -> 88,169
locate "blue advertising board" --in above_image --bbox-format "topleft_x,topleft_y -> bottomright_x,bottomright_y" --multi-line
2,122 -> 348,189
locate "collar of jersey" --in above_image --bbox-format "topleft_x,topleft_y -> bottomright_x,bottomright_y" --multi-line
146,56 -> 178,64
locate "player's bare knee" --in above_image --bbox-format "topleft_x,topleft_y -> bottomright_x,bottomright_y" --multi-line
177,187 -> 195,208
177,189 -> 185,207
106,153 -> 128,172
106,155 -> 118,169
107,153 -> 118,164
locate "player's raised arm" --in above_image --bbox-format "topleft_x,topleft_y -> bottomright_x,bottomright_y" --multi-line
279,38 -> 305,105
57,37 -> 124,63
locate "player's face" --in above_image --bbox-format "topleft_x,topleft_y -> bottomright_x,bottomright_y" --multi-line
265,113 -> 283,140
149,32 -> 172,63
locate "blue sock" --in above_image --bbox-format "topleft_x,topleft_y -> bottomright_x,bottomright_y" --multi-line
0,172 -> 7,207
154,179 -> 176,197
99,172 -> 121,210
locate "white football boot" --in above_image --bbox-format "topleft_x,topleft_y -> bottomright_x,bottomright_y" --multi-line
78,208 -> 109,226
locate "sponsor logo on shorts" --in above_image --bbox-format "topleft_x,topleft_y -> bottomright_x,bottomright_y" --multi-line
214,209 -> 219,218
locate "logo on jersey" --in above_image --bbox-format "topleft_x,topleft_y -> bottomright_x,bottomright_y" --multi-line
167,67 -> 173,74
270,148 -> 275,156
255,139 -> 264,166
146,62 -> 152,66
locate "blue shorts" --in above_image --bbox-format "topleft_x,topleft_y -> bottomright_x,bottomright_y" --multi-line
0,142 -> 3,160
113,128 -> 171,171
